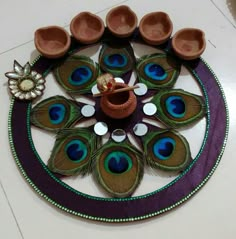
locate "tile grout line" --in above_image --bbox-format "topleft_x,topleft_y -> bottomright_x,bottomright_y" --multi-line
0,0 -> 129,56
210,0 -> 236,29
0,180 -> 25,239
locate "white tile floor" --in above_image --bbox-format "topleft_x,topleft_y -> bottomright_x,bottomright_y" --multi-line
0,0 -> 236,238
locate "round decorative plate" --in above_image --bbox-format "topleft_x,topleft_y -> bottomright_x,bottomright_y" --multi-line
8,29 -> 228,222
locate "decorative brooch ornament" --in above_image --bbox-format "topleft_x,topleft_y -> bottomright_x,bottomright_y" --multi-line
5,60 -> 45,100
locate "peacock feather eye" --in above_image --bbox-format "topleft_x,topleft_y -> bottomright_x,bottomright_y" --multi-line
104,151 -> 133,174
53,55 -> 100,94
69,65 -> 92,86
48,128 -> 99,176
65,139 -> 88,162
143,130 -> 191,171
31,95 -> 81,132
152,89 -> 206,128
94,141 -> 143,198
99,42 -> 135,76
144,63 -> 167,81
136,53 -> 181,89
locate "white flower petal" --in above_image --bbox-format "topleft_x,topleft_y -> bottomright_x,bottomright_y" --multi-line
31,71 -> 37,77
25,92 -> 32,100
11,89 -> 20,94
35,74 -> 43,80
9,79 -> 18,85
5,72 -> 21,79
37,79 -> 45,84
14,61 -> 24,75
31,91 -> 37,98
34,90 -> 43,96
24,62 -> 31,76
36,85 -> 45,90
19,94 -> 26,100
9,85 -> 18,90
14,92 -> 22,97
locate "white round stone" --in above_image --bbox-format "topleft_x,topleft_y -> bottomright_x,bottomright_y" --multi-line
133,123 -> 148,136
91,84 -> 100,95
134,83 -> 148,96
94,122 -> 108,136
81,105 -> 95,117
111,129 -> 126,142
114,77 -> 125,83
143,103 -> 157,116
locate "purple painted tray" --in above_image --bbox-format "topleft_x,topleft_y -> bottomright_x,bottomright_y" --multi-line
8,30 -> 228,222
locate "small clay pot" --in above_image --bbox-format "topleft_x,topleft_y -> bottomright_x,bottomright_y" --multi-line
172,28 -> 206,60
34,26 -> 71,59
70,12 -> 105,44
100,83 -> 137,119
106,5 -> 137,38
139,12 -> 173,45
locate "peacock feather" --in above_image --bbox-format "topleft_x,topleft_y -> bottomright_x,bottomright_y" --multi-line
48,128 -> 99,176
99,42 -> 135,77
152,89 -> 206,128
53,55 -> 100,94
142,130 -> 191,171
136,53 -> 181,89
31,95 -> 81,132
94,140 -> 144,198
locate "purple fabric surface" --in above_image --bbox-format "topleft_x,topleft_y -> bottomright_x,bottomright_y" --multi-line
10,36 -> 227,220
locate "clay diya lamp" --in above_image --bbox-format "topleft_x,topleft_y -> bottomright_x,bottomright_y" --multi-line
139,12 -> 173,45
34,26 -> 71,59
172,28 -> 206,60
100,83 -> 137,119
106,5 -> 138,38
70,12 -> 105,44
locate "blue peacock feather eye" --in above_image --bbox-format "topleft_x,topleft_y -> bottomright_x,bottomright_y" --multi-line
103,54 -> 128,68
153,137 -> 176,160
165,96 -> 186,118
144,63 -> 167,81
69,66 -> 92,86
48,104 -> 66,125
104,151 -> 133,174
65,139 -> 88,162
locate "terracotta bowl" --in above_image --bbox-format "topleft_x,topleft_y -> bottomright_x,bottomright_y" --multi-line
100,83 -> 137,119
34,26 -> 71,59
70,12 -> 105,44
172,28 -> 206,60
139,12 -> 173,45
106,5 -> 137,38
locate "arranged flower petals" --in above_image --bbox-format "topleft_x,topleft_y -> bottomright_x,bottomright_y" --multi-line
5,60 -> 45,100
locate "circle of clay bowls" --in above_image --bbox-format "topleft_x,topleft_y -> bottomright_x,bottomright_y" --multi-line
139,12 -> 173,45
172,28 -> 206,60
34,26 -> 71,59
106,5 -> 138,38
70,12 -> 105,44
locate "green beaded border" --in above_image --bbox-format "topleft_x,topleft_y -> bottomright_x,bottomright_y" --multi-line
8,54 -> 229,222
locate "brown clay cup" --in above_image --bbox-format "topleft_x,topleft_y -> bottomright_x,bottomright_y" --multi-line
100,83 -> 137,119
139,12 -> 173,45
172,28 -> 206,60
106,5 -> 138,38
34,26 -> 71,59
70,12 -> 105,44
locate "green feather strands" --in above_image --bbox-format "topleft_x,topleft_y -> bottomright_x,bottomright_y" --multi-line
142,130 -> 192,171
93,140 -> 144,198
136,53 -> 181,89
152,89 -> 206,128
48,128 -> 100,176
53,55 -> 100,94
99,42 -> 135,77
31,95 -> 81,132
